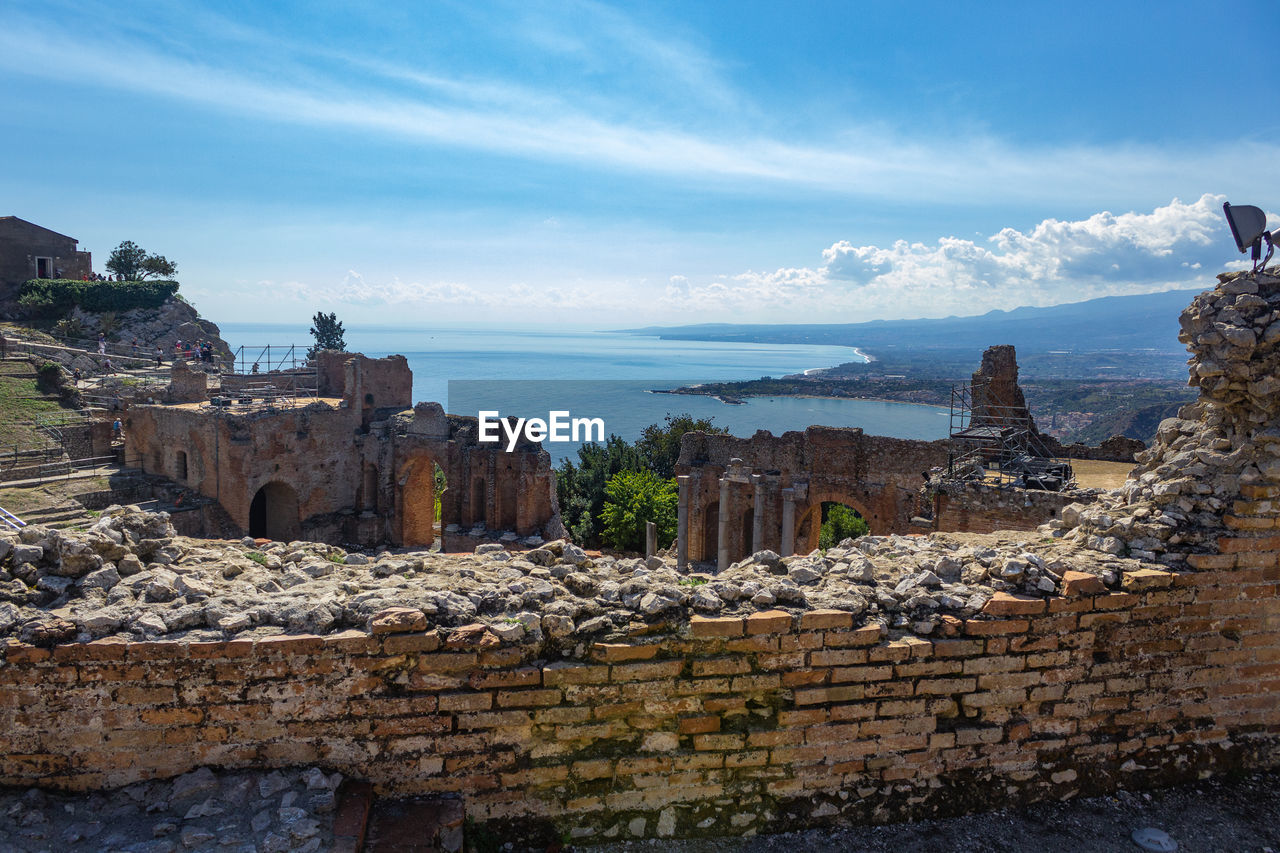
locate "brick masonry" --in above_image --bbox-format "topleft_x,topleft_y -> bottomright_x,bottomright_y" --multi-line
2,561 -> 1276,842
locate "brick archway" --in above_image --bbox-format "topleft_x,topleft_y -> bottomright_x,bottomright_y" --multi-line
794,492 -> 872,554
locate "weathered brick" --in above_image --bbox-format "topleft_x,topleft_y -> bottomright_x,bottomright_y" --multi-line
1061,571 -> 1107,596
592,643 -> 657,663
370,607 -> 428,634
982,593 -> 1046,617
1121,569 -> 1174,592
383,632 -> 442,654
611,660 -> 684,682
691,657 -> 751,677
689,615 -> 745,638
824,625 -> 884,647
693,733 -> 745,751
746,610 -> 794,635
963,619 -> 1029,636
800,609 -> 853,631
541,662 -> 610,686
678,715 -> 720,735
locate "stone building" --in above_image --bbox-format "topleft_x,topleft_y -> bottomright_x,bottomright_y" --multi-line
676,427 -> 950,569
0,216 -> 92,307
125,351 -> 563,548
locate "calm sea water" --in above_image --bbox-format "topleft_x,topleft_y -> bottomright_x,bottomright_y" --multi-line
217,323 -> 951,463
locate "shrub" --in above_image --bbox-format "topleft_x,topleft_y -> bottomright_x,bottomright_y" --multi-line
818,503 -> 869,549
600,469 -> 678,553
35,361 -> 64,393
17,279 -> 180,317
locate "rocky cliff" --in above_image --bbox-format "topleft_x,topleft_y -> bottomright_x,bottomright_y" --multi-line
68,295 -> 233,362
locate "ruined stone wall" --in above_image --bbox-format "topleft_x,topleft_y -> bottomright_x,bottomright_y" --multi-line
126,401 -> 369,541
678,427 -> 950,564
126,362 -> 562,547
935,483 -> 1095,535
2,564 -> 1277,842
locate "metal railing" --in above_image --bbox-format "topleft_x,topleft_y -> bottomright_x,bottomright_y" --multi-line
0,506 -> 25,531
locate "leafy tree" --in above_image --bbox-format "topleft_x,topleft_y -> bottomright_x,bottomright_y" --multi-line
556,435 -> 641,547
600,470 -> 678,552
308,311 -> 346,358
818,502 -> 869,549
636,413 -> 729,478
105,240 -> 178,281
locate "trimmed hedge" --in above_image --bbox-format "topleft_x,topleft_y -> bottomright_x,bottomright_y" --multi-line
17,279 -> 180,316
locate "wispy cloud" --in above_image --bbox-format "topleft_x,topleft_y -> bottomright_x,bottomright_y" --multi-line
0,7 -> 1272,205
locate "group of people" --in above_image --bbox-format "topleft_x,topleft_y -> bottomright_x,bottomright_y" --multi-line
80,272 -> 127,282
173,339 -> 217,365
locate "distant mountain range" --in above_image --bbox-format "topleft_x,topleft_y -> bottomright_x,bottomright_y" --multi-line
624,288 -> 1201,357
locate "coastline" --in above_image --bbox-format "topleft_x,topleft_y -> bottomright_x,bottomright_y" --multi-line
651,389 -> 948,410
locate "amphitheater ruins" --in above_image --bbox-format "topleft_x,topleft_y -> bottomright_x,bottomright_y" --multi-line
0,269 -> 1277,848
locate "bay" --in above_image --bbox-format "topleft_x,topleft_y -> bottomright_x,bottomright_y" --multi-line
217,323 -> 950,463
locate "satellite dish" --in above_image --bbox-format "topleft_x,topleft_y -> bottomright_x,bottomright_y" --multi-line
1223,202 -> 1275,272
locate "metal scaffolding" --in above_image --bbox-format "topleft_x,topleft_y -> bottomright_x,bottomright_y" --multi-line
946,378 -> 1074,491
210,344 -> 319,410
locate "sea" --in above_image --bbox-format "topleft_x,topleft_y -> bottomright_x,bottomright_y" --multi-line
216,323 -> 951,464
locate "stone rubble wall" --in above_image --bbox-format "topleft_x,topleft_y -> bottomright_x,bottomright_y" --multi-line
935,483 -> 1100,535
2,559 -> 1277,843
1059,270 -> 1280,566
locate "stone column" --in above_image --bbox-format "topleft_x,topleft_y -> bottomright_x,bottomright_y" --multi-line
717,475 -> 731,572
751,474 -> 765,554
676,475 -> 690,571
780,487 -> 796,557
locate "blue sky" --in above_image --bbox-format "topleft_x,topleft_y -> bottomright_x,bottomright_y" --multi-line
2,0 -> 1277,327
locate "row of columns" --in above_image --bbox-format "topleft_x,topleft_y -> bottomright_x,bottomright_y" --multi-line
676,459 -> 807,572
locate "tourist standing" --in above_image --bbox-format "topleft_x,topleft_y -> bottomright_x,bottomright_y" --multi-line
97,333 -> 106,354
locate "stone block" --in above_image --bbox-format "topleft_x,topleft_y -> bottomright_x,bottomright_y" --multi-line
1061,570 -> 1106,596
1121,568 -> 1174,592
981,593 -> 1046,616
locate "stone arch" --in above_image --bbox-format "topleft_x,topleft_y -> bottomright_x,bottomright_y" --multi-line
397,456 -> 438,548
248,480 -> 301,541
794,492 -> 872,554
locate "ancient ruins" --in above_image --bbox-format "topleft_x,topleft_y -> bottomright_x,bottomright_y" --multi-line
0,270 -> 1277,847
126,350 -> 563,550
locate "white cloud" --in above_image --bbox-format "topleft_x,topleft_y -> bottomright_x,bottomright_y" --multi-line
661,195 -> 1247,321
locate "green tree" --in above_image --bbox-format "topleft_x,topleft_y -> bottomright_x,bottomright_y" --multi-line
636,413 -> 729,478
105,240 -> 178,281
556,435 -> 641,547
818,502 -> 869,549
308,311 -> 346,358
600,470 -> 678,552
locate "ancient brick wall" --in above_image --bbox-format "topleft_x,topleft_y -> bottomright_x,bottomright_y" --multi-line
2,561 -> 1276,843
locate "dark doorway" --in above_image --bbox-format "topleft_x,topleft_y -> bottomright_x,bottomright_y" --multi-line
248,481 -> 301,541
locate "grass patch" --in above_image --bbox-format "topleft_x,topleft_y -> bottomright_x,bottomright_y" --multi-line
245,551 -> 269,565
326,553 -> 347,564
0,372 -> 70,447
